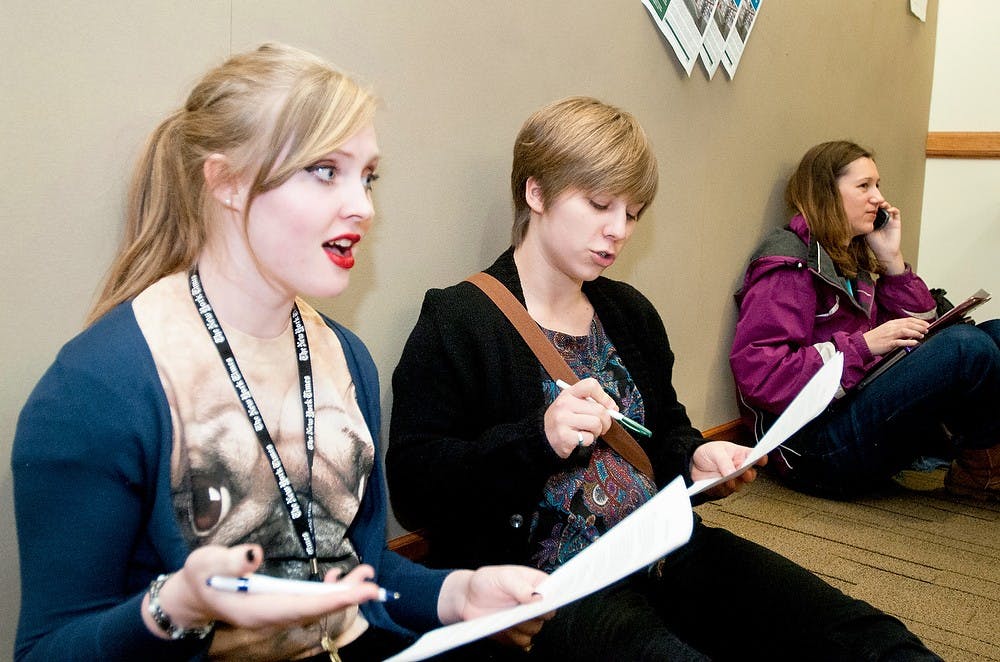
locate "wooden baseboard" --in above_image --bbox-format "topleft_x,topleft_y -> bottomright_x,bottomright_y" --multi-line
700,419 -> 751,443
386,419 -> 750,561
926,132 -> 1000,159
387,529 -> 430,559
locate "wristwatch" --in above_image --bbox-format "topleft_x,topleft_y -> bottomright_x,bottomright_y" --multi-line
146,573 -> 215,640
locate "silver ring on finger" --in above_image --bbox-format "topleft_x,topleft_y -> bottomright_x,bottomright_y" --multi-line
577,431 -> 585,447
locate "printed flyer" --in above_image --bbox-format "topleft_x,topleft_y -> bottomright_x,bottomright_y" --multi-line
642,0 -> 720,77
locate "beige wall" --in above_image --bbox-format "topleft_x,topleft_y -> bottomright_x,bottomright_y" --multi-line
919,0 -> 1000,320
0,1 -> 937,655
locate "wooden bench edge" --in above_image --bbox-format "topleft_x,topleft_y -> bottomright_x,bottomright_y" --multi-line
387,528 -> 431,559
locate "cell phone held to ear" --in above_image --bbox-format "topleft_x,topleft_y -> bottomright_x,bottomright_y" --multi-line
873,207 -> 890,230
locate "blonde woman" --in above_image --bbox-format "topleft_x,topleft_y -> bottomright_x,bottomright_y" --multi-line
12,44 -> 546,662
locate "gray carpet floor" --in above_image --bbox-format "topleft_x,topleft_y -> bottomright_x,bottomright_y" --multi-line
695,470 -> 999,661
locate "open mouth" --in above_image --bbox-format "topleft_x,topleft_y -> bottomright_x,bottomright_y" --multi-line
324,237 -> 355,256
592,249 -> 616,267
324,235 -> 360,268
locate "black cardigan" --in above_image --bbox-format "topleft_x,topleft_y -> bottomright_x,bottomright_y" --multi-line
387,249 -> 705,569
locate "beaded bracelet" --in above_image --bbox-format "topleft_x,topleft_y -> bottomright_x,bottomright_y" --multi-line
146,573 -> 215,640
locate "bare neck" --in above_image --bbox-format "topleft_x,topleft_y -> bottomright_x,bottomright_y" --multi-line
513,242 -> 593,336
196,248 -> 295,339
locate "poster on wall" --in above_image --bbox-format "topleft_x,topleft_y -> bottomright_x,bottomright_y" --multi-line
641,0 -> 720,77
721,0 -> 761,79
699,0 -> 740,78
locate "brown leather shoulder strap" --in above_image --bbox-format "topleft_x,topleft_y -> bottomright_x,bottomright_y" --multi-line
466,272 -> 655,482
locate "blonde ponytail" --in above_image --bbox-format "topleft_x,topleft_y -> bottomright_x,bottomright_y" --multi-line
87,43 -> 376,324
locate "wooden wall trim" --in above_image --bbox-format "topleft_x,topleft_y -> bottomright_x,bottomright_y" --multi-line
701,419 -> 751,443
387,529 -> 431,559
926,132 -> 1000,159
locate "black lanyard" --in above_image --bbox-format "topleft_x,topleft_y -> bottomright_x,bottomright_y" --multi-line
188,269 -> 321,579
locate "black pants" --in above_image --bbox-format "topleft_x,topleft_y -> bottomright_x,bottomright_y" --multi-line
299,622 -> 525,662
306,524 -> 939,661
526,522 -> 940,661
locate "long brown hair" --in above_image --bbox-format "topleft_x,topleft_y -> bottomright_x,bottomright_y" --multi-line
88,43 -> 376,323
785,140 -> 881,278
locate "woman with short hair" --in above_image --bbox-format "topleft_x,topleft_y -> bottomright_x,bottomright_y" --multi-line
389,103 -> 939,660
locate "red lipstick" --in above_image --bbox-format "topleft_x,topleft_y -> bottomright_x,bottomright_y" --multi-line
324,234 -> 361,269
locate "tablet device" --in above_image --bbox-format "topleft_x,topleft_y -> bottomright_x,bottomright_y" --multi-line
854,289 -> 991,391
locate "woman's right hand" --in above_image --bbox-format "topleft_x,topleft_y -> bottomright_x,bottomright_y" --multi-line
142,545 -> 380,638
863,317 -> 930,356
543,378 -> 615,458
437,565 -> 553,651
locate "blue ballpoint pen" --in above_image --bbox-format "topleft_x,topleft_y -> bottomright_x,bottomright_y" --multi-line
555,379 -> 653,437
206,573 -> 400,602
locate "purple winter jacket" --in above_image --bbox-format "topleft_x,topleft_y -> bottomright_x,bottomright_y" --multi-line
730,215 -> 936,431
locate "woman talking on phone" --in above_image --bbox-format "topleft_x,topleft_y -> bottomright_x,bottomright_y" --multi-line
11,43 -> 547,662
730,140 -> 1000,500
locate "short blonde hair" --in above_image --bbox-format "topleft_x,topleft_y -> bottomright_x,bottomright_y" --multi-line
90,43 -> 376,323
510,96 -> 658,247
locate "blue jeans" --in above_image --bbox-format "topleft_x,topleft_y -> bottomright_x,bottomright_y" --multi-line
780,320 -> 1000,498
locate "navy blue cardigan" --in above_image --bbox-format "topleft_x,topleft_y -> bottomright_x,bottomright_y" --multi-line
12,301 -> 447,661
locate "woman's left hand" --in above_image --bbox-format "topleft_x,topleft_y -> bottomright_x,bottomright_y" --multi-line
690,440 -> 766,499
438,565 -> 554,650
865,204 -> 906,275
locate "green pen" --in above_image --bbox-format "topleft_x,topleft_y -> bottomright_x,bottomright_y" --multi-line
555,379 -> 653,437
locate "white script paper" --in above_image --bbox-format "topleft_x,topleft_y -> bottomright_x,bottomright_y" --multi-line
687,352 -> 844,496
385,476 -> 694,662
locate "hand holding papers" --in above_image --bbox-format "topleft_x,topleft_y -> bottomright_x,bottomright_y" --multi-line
387,355 -> 843,660
688,352 -> 844,497
384,476 -> 694,662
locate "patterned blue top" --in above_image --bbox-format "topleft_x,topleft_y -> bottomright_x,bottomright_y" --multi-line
529,315 -> 656,572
